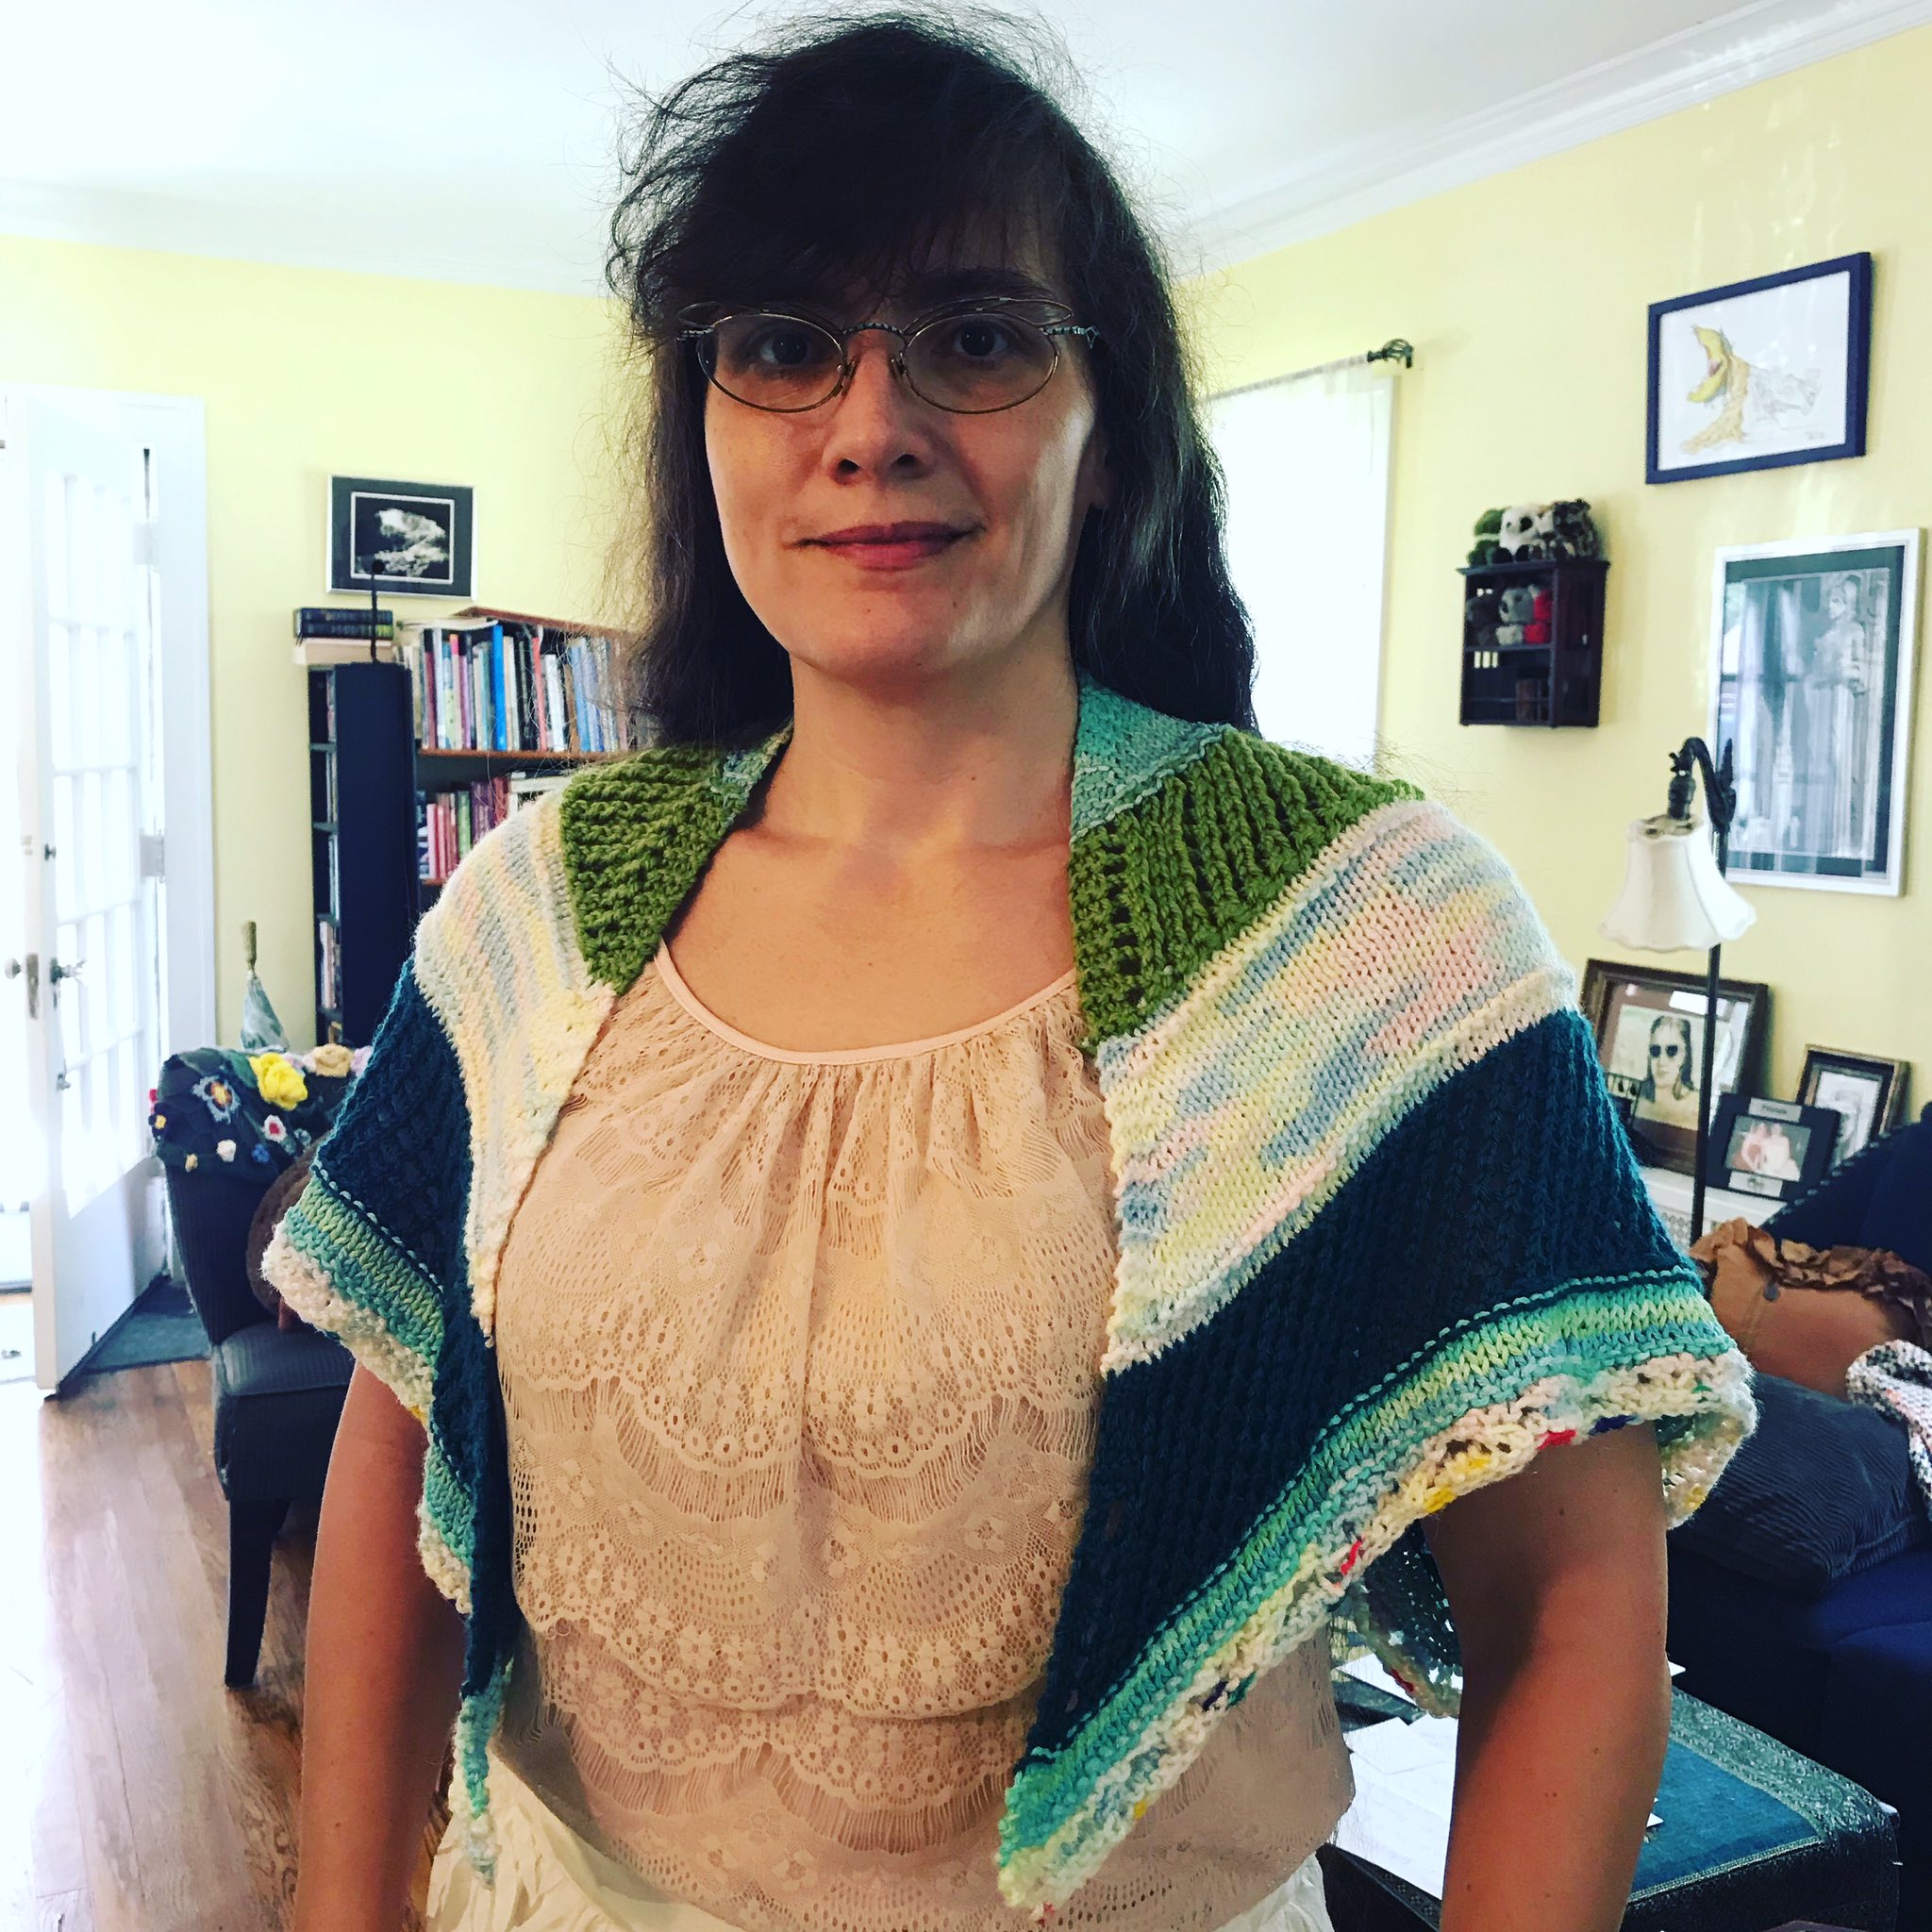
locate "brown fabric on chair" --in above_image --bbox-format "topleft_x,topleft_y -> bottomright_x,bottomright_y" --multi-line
1692,1218 -> 1931,1397
243,1149 -> 317,1331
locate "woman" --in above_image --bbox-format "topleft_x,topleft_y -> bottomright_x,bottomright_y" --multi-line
274,17 -> 1753,1932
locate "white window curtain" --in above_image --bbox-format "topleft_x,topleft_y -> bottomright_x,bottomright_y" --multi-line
1207,360 -> 1396,769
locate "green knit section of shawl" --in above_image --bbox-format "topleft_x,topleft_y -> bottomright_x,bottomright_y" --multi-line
1068,729 -> 1422,1043
557,732 -> 787,991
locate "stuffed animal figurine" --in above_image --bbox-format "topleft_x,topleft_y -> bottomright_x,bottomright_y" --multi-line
1467,508 -> 1505,568
1496,504 -> 1554,560
1494,584 -> 1539,644
1524,587 -> 1553,645
1546,500 -> 1603,560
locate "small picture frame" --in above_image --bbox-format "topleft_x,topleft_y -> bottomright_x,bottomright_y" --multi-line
1580,959 -> 1771,1175
1707,1093 -> 1840,1202
328,475 -> 475,598
1647,253 -> 1872,485
1796,1047 -> 1909,1168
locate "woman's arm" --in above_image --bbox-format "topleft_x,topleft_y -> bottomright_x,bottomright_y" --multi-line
1421,1422 -> 1673,1932
295,1364 -> 468,1932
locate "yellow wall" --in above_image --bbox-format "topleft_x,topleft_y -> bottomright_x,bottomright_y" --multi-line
1188,25 -> 1932,1112
0,235 -> 624,1044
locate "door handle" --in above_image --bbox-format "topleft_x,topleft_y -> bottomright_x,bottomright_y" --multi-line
48,957 -> 84,985
5,953 -> 38,1020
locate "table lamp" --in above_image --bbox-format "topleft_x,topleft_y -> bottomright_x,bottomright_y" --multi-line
1601,738 -> 1756,1244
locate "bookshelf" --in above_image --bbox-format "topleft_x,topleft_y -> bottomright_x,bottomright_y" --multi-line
305,607 -> 641,1042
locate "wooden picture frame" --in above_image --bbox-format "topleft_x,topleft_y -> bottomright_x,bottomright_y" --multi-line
1579,958 -> 1772,1175
1796,1046 -> 1909,1168
1647,253 -> 1872,485
1706,1093 -> 1840,1203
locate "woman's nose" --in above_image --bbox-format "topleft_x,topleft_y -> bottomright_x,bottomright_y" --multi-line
824,333 -> 935,473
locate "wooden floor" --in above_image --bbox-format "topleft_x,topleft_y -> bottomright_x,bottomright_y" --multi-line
2,1358 -> 441,1932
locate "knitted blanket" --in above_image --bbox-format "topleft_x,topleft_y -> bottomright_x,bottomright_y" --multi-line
1847,1339 -> 1932,1507
264,678 -> 1755,1920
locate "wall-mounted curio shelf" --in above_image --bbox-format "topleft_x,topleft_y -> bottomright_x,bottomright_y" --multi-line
1458,557 -> 1608,728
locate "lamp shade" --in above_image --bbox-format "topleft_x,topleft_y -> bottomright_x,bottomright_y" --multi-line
1601,812 -> 1756,952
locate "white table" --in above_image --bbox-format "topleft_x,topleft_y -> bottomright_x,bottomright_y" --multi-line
1641,1164 -> 1782,1249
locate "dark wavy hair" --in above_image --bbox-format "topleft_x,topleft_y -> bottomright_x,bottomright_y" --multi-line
606,9 -> 1255,745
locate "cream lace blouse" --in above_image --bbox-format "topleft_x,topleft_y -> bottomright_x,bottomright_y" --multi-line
491,943 -> 1353,1931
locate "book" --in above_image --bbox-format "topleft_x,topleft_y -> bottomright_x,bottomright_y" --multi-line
294,638 -> 398,666
296,605 -> 395,635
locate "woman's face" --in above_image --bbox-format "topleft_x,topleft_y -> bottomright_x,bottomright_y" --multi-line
702,258 -> 1111,693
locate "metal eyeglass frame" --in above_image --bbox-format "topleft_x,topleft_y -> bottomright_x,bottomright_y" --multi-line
676,296 -> 1100,415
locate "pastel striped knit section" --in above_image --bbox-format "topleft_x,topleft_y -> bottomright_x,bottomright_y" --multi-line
413,795 -> 615,1337
1098,797 -> 1574,1369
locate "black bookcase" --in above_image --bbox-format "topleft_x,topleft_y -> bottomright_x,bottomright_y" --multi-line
308,663 -> 418,1045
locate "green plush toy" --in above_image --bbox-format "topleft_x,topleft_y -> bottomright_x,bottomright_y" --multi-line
1467,507 -> 1505,567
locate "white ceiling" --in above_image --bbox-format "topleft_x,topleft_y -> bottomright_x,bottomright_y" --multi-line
4,0 -> 1928,294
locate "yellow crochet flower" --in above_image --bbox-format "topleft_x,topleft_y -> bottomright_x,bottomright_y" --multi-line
249,1052 -> 308,1109
309,1042 -> 353,1080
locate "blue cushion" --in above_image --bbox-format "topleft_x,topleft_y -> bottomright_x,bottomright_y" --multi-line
1668,1544 -> 1932,1755
1670,1373 -> 1928,1594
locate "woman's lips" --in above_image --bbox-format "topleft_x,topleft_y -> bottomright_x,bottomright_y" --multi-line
808,525 -> 970,570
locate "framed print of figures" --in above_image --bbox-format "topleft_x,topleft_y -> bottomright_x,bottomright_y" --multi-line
1711,531 -> 1920,895
1580,959 -> 1770,1175
328,475 -> 475,598
1647,253 -> 1872,484
1797,1046 -> 1908,1167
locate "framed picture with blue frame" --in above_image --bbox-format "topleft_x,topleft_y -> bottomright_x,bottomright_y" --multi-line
1646,253 -> 1873,485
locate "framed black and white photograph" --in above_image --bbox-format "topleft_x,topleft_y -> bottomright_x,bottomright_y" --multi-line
327,475 -> 475,598
1706,1094 -> 1840,1203
1580,959 -> 1771,1175
1647,253 -> 1872,485
1710,531 -> 1920,895
1797,1046 -> 1909,1167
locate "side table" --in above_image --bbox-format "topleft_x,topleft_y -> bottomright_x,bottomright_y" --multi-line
1322,1687 -> 1899,1932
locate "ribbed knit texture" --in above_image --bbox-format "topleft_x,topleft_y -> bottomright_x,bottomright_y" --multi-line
262,676 -> 1756,1922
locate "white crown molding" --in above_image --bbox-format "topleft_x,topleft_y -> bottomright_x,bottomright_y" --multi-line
1178,0 -> 1932,275
0,178 -> 608,298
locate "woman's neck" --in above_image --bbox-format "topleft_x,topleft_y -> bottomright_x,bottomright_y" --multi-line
762,646 -> 1078,857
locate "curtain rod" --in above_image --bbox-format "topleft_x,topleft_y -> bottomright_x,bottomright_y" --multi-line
1210,338 -> 1414,404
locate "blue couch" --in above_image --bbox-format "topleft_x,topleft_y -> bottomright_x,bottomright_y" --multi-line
1666,1111 -> 1932,1930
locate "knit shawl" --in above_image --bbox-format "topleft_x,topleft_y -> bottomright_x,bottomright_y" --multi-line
264,679 -> 1754,1919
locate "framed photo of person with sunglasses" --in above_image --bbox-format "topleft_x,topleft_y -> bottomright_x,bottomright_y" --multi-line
1706,1094 -> 1840,1202
1580,959 -> 1772,1175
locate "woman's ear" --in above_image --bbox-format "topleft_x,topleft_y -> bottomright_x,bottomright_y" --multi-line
1083,437 -> 1117,514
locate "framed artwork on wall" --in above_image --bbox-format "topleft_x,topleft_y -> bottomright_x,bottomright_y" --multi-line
1646,253 -> 1872,485
1710,530 -> 1920,895
1796,1046 -> 1908,1168
1705,1094 -> 1840,1203
327,475 -> 475,598
1580,959 -> 1771,1176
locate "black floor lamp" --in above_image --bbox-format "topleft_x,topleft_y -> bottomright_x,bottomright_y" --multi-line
1601,738 -> 1757,1246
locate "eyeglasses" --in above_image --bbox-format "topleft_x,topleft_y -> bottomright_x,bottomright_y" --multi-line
677,297 -> 1099,415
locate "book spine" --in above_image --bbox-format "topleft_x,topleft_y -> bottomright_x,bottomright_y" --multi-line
490,625 -> 507,753
544,644 -> 565,751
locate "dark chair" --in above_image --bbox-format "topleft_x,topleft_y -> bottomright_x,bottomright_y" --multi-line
1668,1105 -> 1932,1930
164,1162 -> 352,1686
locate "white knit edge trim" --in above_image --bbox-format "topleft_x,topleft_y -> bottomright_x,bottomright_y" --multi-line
258,1221 -> 434,1421
1000,1347 -> 1755,1915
